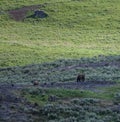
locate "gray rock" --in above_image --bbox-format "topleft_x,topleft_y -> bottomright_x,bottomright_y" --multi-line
29,10 -> 48,18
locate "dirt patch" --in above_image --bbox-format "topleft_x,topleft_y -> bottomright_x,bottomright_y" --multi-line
8,5 -> 43,21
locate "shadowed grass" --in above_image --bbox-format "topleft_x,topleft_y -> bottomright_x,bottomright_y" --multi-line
0,55 -> 120,83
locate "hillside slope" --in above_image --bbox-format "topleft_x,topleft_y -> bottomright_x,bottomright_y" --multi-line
0,0 -> 120,67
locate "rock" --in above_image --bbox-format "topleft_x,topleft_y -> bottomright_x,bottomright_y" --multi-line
31,10 -> 48,18
35,10 -> 48,18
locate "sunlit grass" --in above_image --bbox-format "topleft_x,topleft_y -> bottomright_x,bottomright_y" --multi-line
0,0 -> 120,67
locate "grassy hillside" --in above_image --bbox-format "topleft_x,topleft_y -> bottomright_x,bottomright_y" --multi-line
0,55 -> 120,121
1,1 -> 120,121
0,55 -> 120,83
0,0 -> 120,67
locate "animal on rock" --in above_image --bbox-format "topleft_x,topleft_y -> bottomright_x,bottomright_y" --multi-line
77,74 -> 85,82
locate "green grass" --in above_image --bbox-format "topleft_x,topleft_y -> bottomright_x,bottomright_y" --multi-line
22,84 -> 120,106
0,1 -> 120,121
19,83 -> 120,121
22,88 -> 98,105
0,0 -> 120,67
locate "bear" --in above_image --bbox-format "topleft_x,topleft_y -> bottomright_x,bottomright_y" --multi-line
32,81 -> 39,86
77,74 -> 85,82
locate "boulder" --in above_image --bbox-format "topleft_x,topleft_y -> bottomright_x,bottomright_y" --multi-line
32,10 -> 48,18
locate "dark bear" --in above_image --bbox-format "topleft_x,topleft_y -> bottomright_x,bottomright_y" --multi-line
77,74 -> 85,82
32,81 -> 39,86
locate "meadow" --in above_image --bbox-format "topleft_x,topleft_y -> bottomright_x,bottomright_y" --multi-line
0,0 -> 120,121
0,0 -> 120,67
